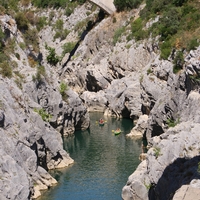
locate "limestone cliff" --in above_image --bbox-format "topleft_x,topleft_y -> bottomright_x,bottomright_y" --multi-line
1,1 -> 200,200
122,42 -> 200,200
0,4 -> 91,199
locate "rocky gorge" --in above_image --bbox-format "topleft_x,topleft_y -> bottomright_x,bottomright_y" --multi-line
0,1 -> 200,200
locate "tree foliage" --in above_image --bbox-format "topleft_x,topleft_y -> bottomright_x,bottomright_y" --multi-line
15,12 -> 29,32
45,45 -> 60,65
31,0 -> 86,8
114,0 -> 143,11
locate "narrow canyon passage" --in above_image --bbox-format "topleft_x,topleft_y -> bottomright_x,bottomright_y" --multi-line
38,112 -> 142,200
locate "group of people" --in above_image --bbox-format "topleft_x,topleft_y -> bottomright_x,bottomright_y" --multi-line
99,118 -> 104,124
116,128 -> 121,132
99,118 -> 121,132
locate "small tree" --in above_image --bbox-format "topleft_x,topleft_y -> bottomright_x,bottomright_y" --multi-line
173,51 -> 184,74
114,0 -> 142,11
0,29 -> 5,50
34,108 -> 52,122
59,82 -> 68,101
0,61 -> 12,78
45,44 -> 60,65
15,12 -> 29,32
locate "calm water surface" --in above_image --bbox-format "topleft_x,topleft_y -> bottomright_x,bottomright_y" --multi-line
38,112 -> 142,200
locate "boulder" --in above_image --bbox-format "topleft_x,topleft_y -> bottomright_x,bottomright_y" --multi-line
126,114 -> 148,139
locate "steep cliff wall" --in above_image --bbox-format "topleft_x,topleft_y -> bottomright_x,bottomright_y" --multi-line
1,1 -> 200,200
0,4 -> 92,199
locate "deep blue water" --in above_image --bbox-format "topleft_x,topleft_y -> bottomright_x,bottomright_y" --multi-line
38,112 -> 142,200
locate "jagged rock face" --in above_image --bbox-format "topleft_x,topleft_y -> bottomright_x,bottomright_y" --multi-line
0,148 -> 31,200
126,114 -> 148,138
122,47 -> 200,200
122,122 -> 200,200
0,80 -> 75,199
60,9 -> 157,119
1,2 -> 200,200
25,81 -> 90,137
104,77 -> 142,118
0,10 -> 91,199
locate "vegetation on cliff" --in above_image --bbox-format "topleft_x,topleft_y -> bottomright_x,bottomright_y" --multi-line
112,0 -> 200,73
114,0 -> 143,11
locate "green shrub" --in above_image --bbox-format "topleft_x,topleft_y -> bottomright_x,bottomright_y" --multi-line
147,68 -> 153,75
45,45 -> 60,65
54,19 -> 63,30
173,51 -> 184,73
18,42 -> 25,50
21,0 -> 31,7
0,5 -> 6,14
36,16 -> 47,31
0,61 -> 12,78
59,81 -> 68,101
24,28 -> 39,52
74,19 -> 88,32
2,0 -> 19,11
49,11 -> 55,23
65,7 -> 73,16
62,42 -> 76,55
125,44 -> 131,49
166,117 -> 180,127
34,108 -> 52,122
15,77 -> 23,89
160,41 -> 172,60
144,182 -> 152,190
114,0 -> 143,11
53,19 -> 70,41
140,0 -> 200,60
112,17 -> 117,23
113,26 -> 126,45
0,29 -> 5,51
189,74 -> 200,82
0,52 -> 8,63
4,38 -> 16,54
15,12 -> 29,32
158,8 -> 181,41
153,147 -> 161,158
129,18 -> 147,41
25,11 -> 35,25
54,29 -> 70,41
187,38 -> 199,51
65,1 -> 79,16
31,0 -> 84,8
32,65 -> 46,82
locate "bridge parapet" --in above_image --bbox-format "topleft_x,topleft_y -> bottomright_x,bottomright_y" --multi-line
89,0 -> 116,15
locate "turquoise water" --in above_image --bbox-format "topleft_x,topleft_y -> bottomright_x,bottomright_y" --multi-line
38,112 -> 142,200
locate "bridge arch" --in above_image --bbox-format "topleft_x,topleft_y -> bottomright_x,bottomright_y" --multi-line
88,0 -> 116,15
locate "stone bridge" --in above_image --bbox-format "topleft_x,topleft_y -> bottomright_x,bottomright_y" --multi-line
88,0 -> 116,15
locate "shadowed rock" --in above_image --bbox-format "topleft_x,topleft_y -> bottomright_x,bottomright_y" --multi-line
0,110 -> 4,127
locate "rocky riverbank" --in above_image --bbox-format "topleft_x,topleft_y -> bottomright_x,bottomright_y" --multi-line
122,47 -> 200,200
0,1 -> 200,199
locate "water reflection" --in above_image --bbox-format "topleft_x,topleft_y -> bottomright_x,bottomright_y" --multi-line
38,112 -> 142,200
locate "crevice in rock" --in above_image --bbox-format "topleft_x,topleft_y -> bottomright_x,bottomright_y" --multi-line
62,9 -> 106,68
121,106 -> 130,118
86,71 -> 102,92
31,138 -> 48,170
151,123 -> 164,137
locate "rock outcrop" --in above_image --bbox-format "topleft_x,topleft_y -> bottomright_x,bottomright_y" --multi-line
122,47 -> 200,200
0,7 -> 91,199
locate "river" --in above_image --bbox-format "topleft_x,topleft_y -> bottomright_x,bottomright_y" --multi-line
38,112 -> 142,200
